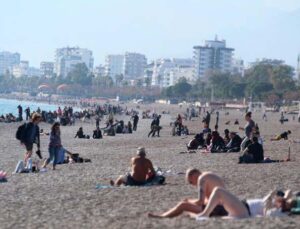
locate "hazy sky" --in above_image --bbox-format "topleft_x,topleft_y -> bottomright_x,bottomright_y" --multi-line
0,0 -> 299,68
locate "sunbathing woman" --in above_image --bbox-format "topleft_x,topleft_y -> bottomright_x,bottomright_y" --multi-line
191,188 -> 298,220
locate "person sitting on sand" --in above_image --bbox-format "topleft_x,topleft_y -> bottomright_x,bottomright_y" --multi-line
201,121 -> 211,135
271,130 -> 291,141
223,129 -> 230,145
207,131 -> 225,153
148,169 -> 227,218
239,136 -> 264,163
225,132 -> 242,152
93,126 -> 103,139
75,127 -> 88,139
181,126 -> 189,136
110,147 -> 156,186
187,134 -> 205,150
191,188 -> 299,220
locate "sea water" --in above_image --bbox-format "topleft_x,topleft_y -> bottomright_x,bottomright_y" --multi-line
0,98 -> 68,116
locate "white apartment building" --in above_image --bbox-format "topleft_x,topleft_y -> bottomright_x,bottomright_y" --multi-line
151,59 -> 175,87
55,47 -> 94,77
232,58 -> 245,77
162,67 -> 195,88
123,52 -> 147,80
40,62 -> 54,77
0,51 -> 20,75
151,58 -> 194,87
193,37 -> 234,78
12,61 -> 29,78
94,64 -> 106,77
104,55 -> 124,81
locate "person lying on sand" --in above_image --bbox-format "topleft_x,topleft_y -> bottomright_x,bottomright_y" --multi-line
190,188 -> 299,220
148,169 -> 227,218
271,130 -> 291,141
110,147 -> 156,186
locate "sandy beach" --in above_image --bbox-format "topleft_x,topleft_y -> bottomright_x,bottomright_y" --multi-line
0,103 -> 299,229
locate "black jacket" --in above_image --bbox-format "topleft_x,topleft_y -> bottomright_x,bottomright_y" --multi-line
93,130 -> 102,139
21,122 -> 40,147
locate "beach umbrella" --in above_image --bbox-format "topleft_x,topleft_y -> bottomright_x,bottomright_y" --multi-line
57,84 -> 68,91
38,84 -> 50,90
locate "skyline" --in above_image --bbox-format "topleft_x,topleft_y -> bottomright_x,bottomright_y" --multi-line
0,0 -> 300,68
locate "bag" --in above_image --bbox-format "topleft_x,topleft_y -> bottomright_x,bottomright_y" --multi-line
16,123 -> 27,141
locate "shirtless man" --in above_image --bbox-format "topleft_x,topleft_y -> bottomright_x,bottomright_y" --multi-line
110,147 -> 156,186
148,168 -> 227,218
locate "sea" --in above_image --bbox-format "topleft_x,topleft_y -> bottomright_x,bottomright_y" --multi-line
0,98 -> 68,116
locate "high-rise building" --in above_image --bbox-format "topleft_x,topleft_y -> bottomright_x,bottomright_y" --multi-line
104,55 -> 124,81
40,62 -> 54,77
104,52 -> 147,82
123,52 -> 147,80
0,51 -> 20,75
193,37 -> 234,78
55,47 -> 94,77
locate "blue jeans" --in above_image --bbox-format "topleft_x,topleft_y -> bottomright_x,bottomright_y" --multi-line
46,147 -> 60,166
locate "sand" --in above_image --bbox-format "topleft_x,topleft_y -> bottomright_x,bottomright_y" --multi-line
0,103 -> 299,229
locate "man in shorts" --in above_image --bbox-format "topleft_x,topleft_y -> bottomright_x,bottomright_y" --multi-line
21,113 -> 42,161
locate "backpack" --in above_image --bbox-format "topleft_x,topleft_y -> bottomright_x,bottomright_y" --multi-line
16,123 -> 27,141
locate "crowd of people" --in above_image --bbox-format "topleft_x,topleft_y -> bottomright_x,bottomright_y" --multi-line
1,101 -> 299,224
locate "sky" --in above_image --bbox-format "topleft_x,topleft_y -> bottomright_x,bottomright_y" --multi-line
0,0 -> 299,68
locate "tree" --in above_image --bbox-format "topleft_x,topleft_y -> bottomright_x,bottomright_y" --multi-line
115,74 -> 124,86
67,63 -> 91,85
145,76 -> 151,88
136,79 -> 143,87
172,77 -> 192,98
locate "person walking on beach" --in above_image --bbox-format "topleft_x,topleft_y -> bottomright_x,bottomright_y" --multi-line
17,105 -> 23,121
20,113 -> 42,162
204,111 -> 211,128
132,113 -> 139,131
42,122 -> 62,170
148,115 -> 161,137
25,107 -> 31,121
